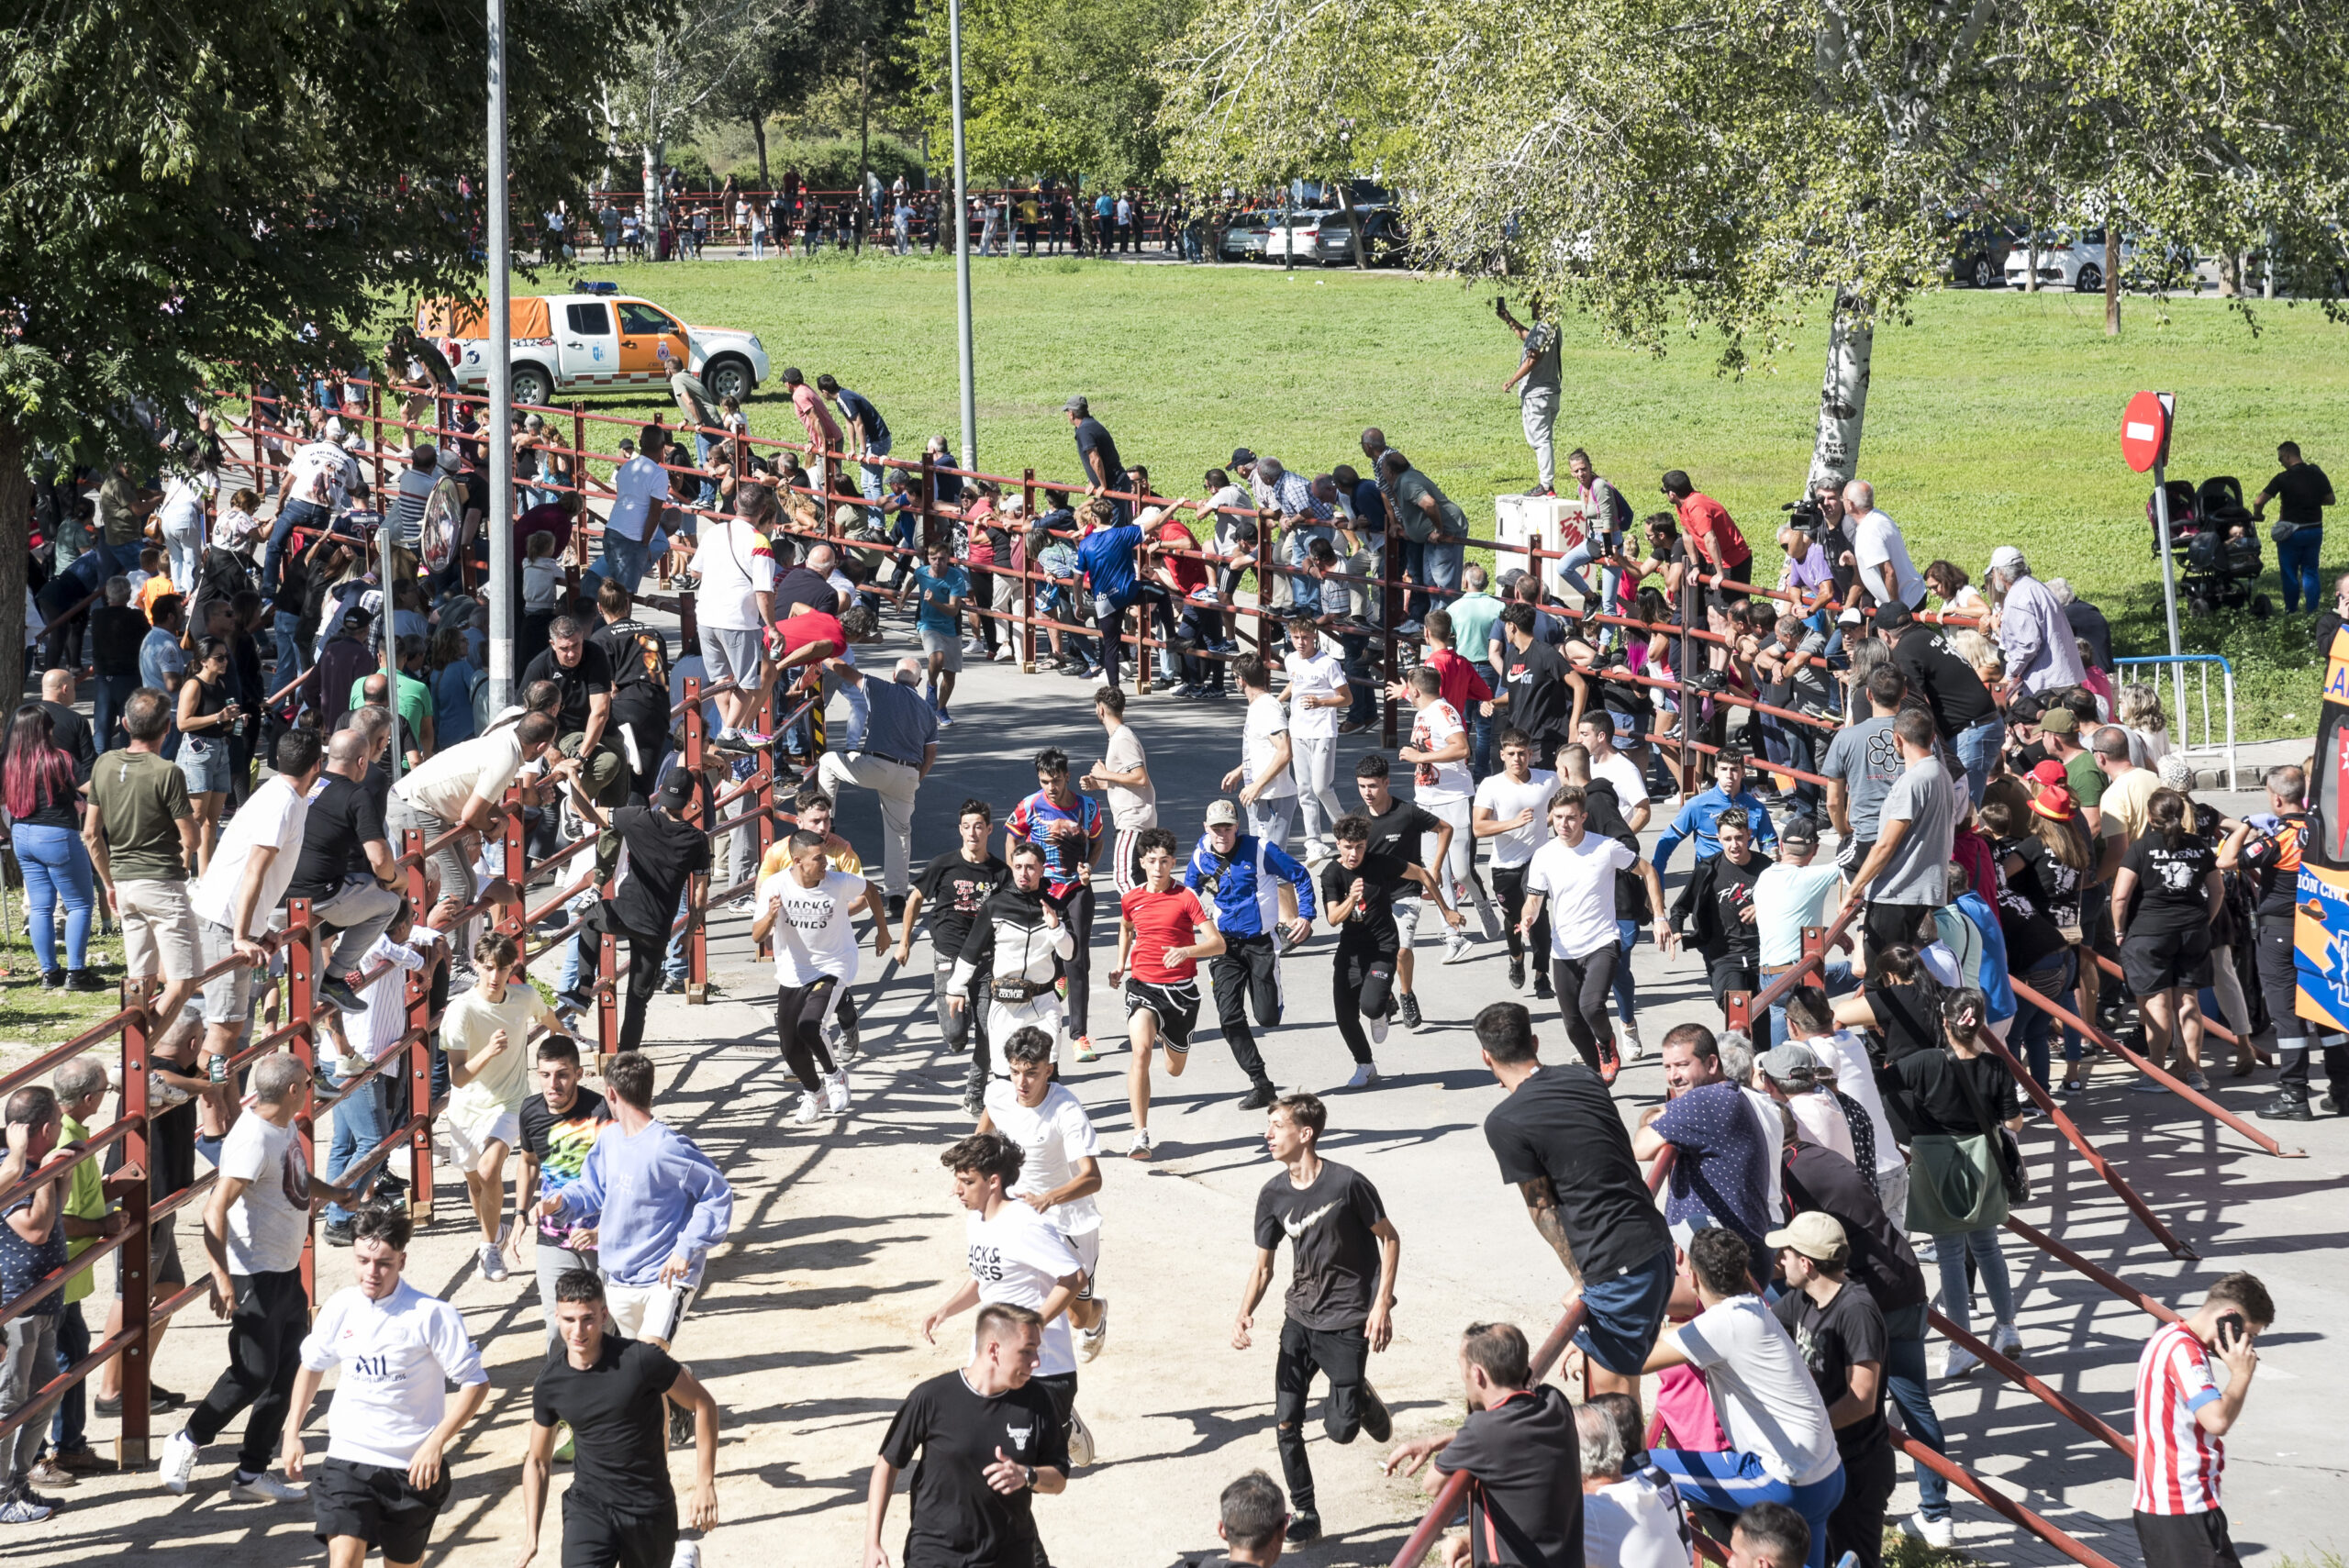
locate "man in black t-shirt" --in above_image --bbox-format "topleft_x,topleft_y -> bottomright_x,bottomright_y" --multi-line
2252,441 -> 2334,615
1497,603 -> 1576,767
1319,815 -> 1450,1083
521,1269 -> 720,1568
1233,1093 -> 1400,1545
1766,1213 -> 1892,1568
1473,1002 -> 1676,1396
897,799 -> 1009,1111
1670,807 -> 1770,1021
588,579 -> 674,799
1064,397 -> 1129,521
1386,1322 -> 1584,1568
1353,753 -> 1460,1032
869,1302 -> 1070,1568
288,728 -> 403,1014
563,770 -> 711,1056
521,615 -> 629,809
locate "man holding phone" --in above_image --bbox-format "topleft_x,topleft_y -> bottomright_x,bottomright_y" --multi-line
2132,1273 -> 2273,1568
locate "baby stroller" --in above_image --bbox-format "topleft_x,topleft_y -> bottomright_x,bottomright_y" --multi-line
2148,475 -> 2270,617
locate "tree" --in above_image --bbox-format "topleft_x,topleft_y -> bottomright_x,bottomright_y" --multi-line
1159,0 -> 2349,487
2,0 -> 628,707
596,0 -> 813,220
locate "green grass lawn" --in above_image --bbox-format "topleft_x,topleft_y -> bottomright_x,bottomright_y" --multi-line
480,250 -> 2349,739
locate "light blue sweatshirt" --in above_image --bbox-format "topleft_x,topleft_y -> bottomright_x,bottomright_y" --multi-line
551,1118 -> 734,1288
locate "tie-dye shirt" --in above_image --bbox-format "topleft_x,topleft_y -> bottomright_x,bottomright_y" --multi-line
519,1087 -> 611,1247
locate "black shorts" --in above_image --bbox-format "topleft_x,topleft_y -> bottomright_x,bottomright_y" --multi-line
562,1486 -> 681,1568
1123,977 -> 1200,1051
2122,924 -> 2213,995
313,1456 -> 451,1562
2134,1509 -> 2242,1568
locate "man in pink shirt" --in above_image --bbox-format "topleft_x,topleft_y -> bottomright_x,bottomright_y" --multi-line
783,367 -> 842,495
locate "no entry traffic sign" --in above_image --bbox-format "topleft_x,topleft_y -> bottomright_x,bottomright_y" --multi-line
2122,390 -> 2173,473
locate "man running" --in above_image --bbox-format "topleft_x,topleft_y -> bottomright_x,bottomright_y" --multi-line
866,1304 -> 1068,1568
1080,686 -> 1155,897
281,1206 -> 490,1568
1319,816 -> 1453,1084
754,829 -> 886,1125
1352,754 -> 1458,1031
1183,800 -> 1316,1113
1232,1094 -> 1398,1546
518,1270 -> 722,1568
949,842 -> 1076,1074
442,931 -> 574,1284
1398,664 -> 1500,958
920,1133 -> 1097,1471
898,799 -> 1008,1116
515,1037 -> 611,1353
981,1027 -> 1110,1361
1006,749 -> 1106,1058
1115,828 -> 1228,1159
1520,788 -> 1674,1083
1474,727 -> 1564,996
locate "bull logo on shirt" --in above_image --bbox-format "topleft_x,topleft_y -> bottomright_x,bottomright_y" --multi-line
1003,1424 -> 1033,1452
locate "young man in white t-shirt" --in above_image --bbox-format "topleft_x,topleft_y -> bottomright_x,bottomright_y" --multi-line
162,1053 -> 364,1502
442,930 -> 573,1284
688,484 -> 778,742
1223,654 -> 1298,852
596,422 -> 673,596
280,1206 -> 490,1564
1080,684 -> 1156,896
1473,726 -> 1563,995
1520,789 -> 1672,1083
753,829 -> 886,1124
190,728 -> 324,1107
1575,711 -> 1653,833
1398,665 -> 1497,962
1280,619 -> 1353,865
981,1028 -> 1110,1361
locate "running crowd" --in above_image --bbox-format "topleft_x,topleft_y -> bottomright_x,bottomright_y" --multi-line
0,381 -> 2320,1568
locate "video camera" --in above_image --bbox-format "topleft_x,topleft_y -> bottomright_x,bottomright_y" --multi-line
1781,495 -> 1825,538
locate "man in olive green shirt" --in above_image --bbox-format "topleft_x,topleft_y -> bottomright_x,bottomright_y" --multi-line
351,653 -> 435,768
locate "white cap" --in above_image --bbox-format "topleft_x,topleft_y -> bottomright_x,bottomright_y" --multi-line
1987,545 -> 2026,574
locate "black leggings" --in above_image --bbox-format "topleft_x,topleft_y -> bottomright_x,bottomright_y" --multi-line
1059,884 -> 1097,1039
1552,943 -> 1619,1071
1095,605 -> 1128,693
577,923 -> 665,1057
1491,865 -> 1550,962
776,976 -> 841,1091
1332,948 -> 1397,1063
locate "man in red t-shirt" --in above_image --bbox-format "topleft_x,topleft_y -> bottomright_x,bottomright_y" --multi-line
1662,470 -> 1753,602
1110,827 -> 1226,1160
763,606 -> 845,743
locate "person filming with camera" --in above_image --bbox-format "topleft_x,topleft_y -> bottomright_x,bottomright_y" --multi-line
2131,1273 -> 2273,1568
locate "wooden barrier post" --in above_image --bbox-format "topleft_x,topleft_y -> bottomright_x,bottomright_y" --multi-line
685,680 -> 711,1004
501,785 -> 529,952
115,979 -> 155,1468
403,830 -> 438,1226
1021,466 -> 1039,672
285,898 -> 320,1303
919,454 -> 938,553
1675,573 -> 1699,798
1380,507 -> 1402,748
596,929 -> 621,1077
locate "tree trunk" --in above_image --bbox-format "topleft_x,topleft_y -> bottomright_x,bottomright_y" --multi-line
2104,228 -> 2121,334
641,142 -> 664,232
2027,229 -> 2041,293
0,419 -> 28,715
753,113 -> 770,188
1341,195 -> 1368,271
1808,287 -> 1873,490
859,42 -> 871,199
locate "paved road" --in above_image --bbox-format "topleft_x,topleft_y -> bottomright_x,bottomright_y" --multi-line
21,613 -> 2347,1568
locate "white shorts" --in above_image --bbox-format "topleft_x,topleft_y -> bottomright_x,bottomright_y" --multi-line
1393,896 -> 1423,948
702,626 -> 763,691
442,1103 -> 520,1168
606,1279 -> 696,1345
1066,1228 -> 1102,1300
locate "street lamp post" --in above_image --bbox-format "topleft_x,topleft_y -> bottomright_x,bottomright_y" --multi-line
485,0 -> 516,711
947,0 -> 977,470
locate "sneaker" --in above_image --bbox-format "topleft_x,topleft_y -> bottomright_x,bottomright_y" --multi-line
1359,1382 -> 1394,1443
1533,971 -> 1554,1001
322,1218 -> 356,1248
1442,929 -> 1475,965
1475,899 -> 1502,943
1619,1020 -> 1645,1061
1073,1312 -> 1110,1373
659,974 -> 687,995
668,1402 -> 696,1449
1237,1084 -> 1278,1111
0,1496 -> 54,1524
320,976 -> 366,1015
65,969 -> 108,994
992,646 -> 1016,662
1337,720 -> 1370,736
732,728 -> 774,751
1992,1322 -> 2024,1358
1127,1129 -> 1157,1161
1397,992 -> 1423,1030
50,1450 -> 109,1476
1065,1407 -> 1097,1468
1369,1007 -> 1390,1046
885,893 -> 907,923
1598,1037 -> 1621,1086
2322,1093 -> 2342,1114
39,969 -> 64,991
673,1543 -> 702,1568
1345,1061 -> 1382,1089
227,1470 -> 307,1504
1287,1509 -> 1323,1546
160,1429 -> 199,1495
1072,1036 -> 1099,1063
825,1070 -> 852,1114
1942,1343 -> 1982,1379
1508,956 -> 1526,991
28,1460 -> 76,1490
478,1243 -> 509,1283
794,1092 -> 824,1125
2129,1076 -> 2172,1095
2182,1070 -> 2211,1091
2259,1091 -> 2313,1121
1907,1512 -> 1955,1550
935,709 -> 954,728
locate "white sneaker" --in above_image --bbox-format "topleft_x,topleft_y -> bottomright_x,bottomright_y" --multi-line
478,1243 -> 510,1284
1908,1513 -> 1956,1550
1442,929 -> 1476,964
1619,1020 -> 1646,1061
1992,1322 -> 2024,1358
1475,898 -> 1503,943
825,1069 -> 852,1114
1079,1300 -> 1109,1362
1065,1407 -> 1098,1468
672,1542 -> 702,1568
1345,1061 -> 1382,1089
793,1091 -> 824,1125
160,1429 -> 199,1494
1369,1009 -> 1390,1046
228,1470 -> 308,1504
992,645 -> 1015,662
1942,1342 -> 1982,1379
1126,1128 -> 1157,1161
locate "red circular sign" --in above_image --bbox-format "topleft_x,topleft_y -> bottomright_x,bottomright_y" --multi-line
2121,390 -> 2169,473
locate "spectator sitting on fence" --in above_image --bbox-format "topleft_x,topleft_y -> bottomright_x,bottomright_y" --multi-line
1382,1320 -> 1582,1568
520,616 -> 629,814
1578,1391 -> 1696,1568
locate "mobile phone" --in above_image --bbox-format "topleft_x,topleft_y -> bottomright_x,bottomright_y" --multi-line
2216,1312 -> 2248,1351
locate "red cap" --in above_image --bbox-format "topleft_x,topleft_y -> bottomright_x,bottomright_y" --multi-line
2029,759 -> 2069,790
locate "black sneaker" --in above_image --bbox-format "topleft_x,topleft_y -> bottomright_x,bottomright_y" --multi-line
885,894 -> 907,923
2322,1093 -> 2342,1115
1237,1084 -> 1277,1111
1358,1382 -> 1393,1443
65,969 -> 109,994
320,977 -> 366,1015
1533,972 -> 1554,1001
1507,956 -> 1525,991
2258,1092 -> 2312,1122
1287,1509 -> 1323,1546
323,1218 -> 357,1248
39,970 -> 64,991
1397,992 -> 1423,1030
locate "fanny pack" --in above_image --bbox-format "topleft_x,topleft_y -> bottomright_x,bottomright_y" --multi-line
991,977 -> 1053,1003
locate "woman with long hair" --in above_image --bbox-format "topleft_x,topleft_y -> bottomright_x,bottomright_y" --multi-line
174,636 -> 239,871
3,705 -> 100,988
2112,786 -> 2223,1087
1894,986 -> 2025,1376
1978,794 -> 2079,1092
429,626 -> 480,749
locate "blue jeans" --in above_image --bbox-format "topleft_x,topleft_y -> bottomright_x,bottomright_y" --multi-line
1651,1447 -> 1845,1568
325,1067 -> 391,1225
1338,630 -> 1378,727
587,530 -> 652,595
694,432 -> 718,512
1284,526 -> 1333,614
1936,1226 -> 2015,1339
664,884 -> 693,984
12,824 -> 94,973
264,498 -> 328,593
2279,526 -> 2323,613
1613,920 -> 1642,1026
50,1302 -> 91,1455
1558,536 -> 1620,621
1954,716 -> 2004,806
93,672 -> 139,752
1468,661 -> 1500,780
858,436 -> 893,528
1767,959 -> 1855,1057
1411,539 -> 1464,624
1882,1300 -> 1951,1518
2013,951 -> 2076,1087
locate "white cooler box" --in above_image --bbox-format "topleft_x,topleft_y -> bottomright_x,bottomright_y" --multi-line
1492,494 -> 1598,604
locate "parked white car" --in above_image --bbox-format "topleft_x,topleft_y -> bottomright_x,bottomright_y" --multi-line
2004,228 -> 2136,292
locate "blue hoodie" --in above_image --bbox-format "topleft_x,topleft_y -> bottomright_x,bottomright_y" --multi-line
551,1118 -> 734,1289
1183,832 -> 1316,938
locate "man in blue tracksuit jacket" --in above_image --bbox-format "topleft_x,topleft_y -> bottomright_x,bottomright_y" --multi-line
1652,744 -> 1781,872
1184,799 -> 1317,1108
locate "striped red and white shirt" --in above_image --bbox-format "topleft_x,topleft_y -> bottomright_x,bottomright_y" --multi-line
2133,1320 -> 2225,1513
